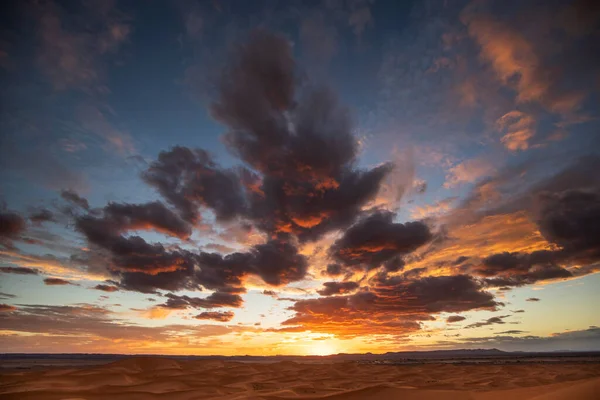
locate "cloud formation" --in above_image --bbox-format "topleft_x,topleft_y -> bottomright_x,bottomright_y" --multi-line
281,274 -> 499,337
195,311 -> 235,322
446,315 -> 466,323
1,0 -> 598,354
330,211 -> 431,272
0,266 -> 39,275
317,281 -> 360,296
0,211 -> 26,248
43,278 -> 73,286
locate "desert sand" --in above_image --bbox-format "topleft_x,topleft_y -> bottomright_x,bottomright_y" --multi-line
1,358 -> 599,400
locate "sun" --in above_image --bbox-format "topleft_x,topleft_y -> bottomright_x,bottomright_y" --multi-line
309,341 -> 338,356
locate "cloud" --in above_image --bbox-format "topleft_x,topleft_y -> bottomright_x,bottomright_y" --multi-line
444,158 -> 494,188
29,209 -> 55,225
0,304 -> 232,352
330,211 -> 431,271
496,330 -> 527,335
195,239 -> 308,290
411,197 -> 457,219
440,327 -> 600,352
479,251 -> 572,287
474,180 -> 600,287
537,189 -> 600,262
446,315 -> 466,323
60,189 -> 90,210
0,266 -> 39,275
68,29 -> 409,300
281,274 -> 499,337
348,5 -> 373,38
0,292 -> 16,300
322,263 -> 343,277
496,110 -> 536,151
79,201 -> 192,240
300,11 -> 338,66
76,103 -> 134,154
247,240 -> 308,286
43,278 -> 73,286
195,311 -> 234,322
92,284 -> 119,292
427,155 -> 600,292
0,211 -> 26,248
142,147 -> 247,224
461,0 -> 599,124
526,297 -> 540,302
466,315 -> 510,329
74,201 -> 198,293
35,0 -> 130,92
209,29 -> 394,241
317,281 -> 360,296
162,292 -> 243,309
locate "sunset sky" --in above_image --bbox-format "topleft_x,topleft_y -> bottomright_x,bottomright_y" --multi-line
1,0 -> 599,356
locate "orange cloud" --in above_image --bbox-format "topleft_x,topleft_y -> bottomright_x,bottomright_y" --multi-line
496,110 -> 536,151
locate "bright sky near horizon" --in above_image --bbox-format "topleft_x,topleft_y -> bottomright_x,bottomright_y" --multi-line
0,0 -> 599,356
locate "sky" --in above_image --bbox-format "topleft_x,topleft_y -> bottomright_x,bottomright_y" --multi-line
0,0 -> 599,356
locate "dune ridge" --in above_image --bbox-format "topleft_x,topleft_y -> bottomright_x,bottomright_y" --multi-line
1,357 -> 599,400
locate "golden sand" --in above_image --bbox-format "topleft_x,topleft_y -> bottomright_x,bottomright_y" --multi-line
1,358 -> 599,399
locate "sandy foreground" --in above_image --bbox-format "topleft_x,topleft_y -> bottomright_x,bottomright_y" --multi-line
1,358 -> 599,400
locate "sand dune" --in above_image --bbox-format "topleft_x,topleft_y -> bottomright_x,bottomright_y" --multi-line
1,358 -> 599,400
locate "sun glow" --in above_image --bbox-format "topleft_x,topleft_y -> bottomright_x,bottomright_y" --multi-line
309,341 -> 338,356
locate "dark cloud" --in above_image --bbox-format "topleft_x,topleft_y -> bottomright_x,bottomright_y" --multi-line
496,330 -> 527,335
60,189 -> 90,210
117,267 -> 198,294
0,211 -> 26,248
78,201 -> 191,241
43,278 -> 73,286
468,159 -> 600,288
29,209 -> 55,225
512,309 -> 525,313
330,211 -> 431,271
209,29 -> 394,241
281,274 -> 498,337
0,266 -> 39,275
446,315 -> 466,323
196,239 -> 308,290
195,311 -> 234,322
322,263 -> 343,277
74,201 -> 198,293
92,284 -> 119,292
317,281 -> 360,296
73,29 -> 412,299
466,316 -> 510,329
526,297 -> 540,302
75,203 -> 308,294
249,240 -> 308,286
453,256 -> 469,265
142,147 -> 247,223
162,292 -> 243,309
479,251 -> 572,287
383,256 -> 405,273
0,292 -> 16,300
537,188 -> 600,263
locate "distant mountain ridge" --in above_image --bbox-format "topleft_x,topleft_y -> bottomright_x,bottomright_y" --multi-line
4,348 -> 600,363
